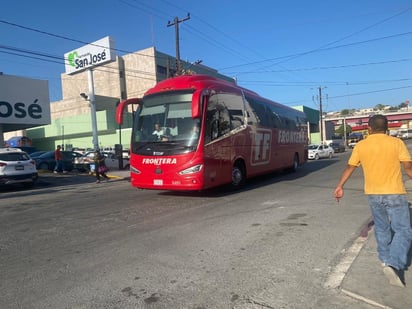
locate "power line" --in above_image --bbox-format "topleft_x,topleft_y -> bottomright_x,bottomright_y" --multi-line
220,31 -> 412,71
159,0 -> 266,63
0,44 -> 157,80
0,50 -> 63,65
232,58 -> 412,75
280,85 -> 412,106
241,78 -> 412,88
2,17 -> 410,79
329,85 -> 412,99
0,19 -> 170,63
1,7 -> 410,107
248,7 -> 412,73
2,43 -> 409,94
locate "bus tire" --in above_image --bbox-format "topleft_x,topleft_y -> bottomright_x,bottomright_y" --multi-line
232,161 -> 246,187
291,153 -> 299,172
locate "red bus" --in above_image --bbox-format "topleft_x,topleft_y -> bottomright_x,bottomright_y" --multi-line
116,74 -> 308,191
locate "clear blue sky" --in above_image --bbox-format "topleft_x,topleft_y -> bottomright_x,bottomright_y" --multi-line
1,0 -> 411,112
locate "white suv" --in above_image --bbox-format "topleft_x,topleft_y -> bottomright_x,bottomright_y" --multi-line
0,148 -> 38,187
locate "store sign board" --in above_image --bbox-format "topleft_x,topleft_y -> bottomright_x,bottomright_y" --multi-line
0,74 -> 51,125
64,36 -> 116,74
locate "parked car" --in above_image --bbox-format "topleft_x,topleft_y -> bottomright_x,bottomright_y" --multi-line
0,147 -> 38,187
397,128 -> 412,139
73,152 -> 95,172
308,144 -> 334,160
347,133 -> 363,148
103,151 -> 130,170
29,151 -> 48,159
73,151 -> 130,172
121,149 -> 130,159
329,142 -> 345,153
34,151 -> 82,171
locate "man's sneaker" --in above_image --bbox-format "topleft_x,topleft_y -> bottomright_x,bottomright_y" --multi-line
63,170 -> 68,174
383,266 -> 405,287
53,171 -> 58,174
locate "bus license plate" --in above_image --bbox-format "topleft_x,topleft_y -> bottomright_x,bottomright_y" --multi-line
15,165 -> 24,170
153,179 -> 163,186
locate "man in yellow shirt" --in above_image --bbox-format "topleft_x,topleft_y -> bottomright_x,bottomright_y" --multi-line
334,115 -> 412,287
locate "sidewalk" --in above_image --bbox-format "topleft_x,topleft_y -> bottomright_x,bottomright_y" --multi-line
339,179 -> 412,309
338,179 -> 412,309
340,228 -> 412,309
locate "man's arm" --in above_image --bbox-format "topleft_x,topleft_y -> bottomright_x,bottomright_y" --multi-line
402,161 -> 412,179
334,164 -> 357,202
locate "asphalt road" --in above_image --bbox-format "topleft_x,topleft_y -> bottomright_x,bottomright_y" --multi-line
0,151 -> 380,308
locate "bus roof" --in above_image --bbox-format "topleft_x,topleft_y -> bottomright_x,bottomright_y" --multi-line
144,74 -> 301,114
144,74 -> 240,95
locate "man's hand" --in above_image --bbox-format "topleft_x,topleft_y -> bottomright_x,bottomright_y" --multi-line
334,165 -> 357,204
334,186 -> 343,203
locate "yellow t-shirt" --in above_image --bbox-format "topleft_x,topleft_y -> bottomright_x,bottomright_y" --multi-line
348,133 -> 411,194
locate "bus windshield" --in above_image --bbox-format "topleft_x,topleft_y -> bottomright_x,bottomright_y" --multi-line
131,91 -> 201,155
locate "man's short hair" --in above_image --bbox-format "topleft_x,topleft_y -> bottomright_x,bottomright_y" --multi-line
368,114 -> 388,132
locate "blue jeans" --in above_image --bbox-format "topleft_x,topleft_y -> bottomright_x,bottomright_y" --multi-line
54,160 -> 63,172
368,194 -> 412,270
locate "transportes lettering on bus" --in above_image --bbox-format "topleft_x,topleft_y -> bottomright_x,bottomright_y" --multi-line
116,74 -> 308,191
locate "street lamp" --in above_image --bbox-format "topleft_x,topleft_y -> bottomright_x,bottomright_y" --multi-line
80,91 -> 99,150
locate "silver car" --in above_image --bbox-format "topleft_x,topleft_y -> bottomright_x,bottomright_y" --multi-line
0,148 -> 38,187
308,144 -> 334,160
73,151 -> 130,172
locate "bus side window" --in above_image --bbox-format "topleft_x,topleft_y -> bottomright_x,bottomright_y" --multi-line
229,110 -> 244,130
211,119 -> 219,139
231,116 -> 243,130
206,94 -> 231,141
208,109 -> 230,140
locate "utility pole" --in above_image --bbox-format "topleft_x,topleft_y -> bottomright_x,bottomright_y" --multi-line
317,86 -> 327,144
167,13 -> 190,75
343,117 -> 347,147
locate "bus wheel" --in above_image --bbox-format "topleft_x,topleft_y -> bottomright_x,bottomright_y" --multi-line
232,161 -> 246,187
291,154 -> 299,172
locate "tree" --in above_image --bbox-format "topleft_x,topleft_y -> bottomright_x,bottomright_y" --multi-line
335,124 -> 352,136
341,109 -> 350,116
374,104 -> 385,110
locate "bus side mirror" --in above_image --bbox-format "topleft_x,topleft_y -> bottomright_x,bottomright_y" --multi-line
192,90 -> 201,118
116,98 -> 141,125
192,90 -> 209,118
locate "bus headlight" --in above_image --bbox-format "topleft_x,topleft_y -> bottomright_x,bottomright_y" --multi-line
179,164 -> 203,175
